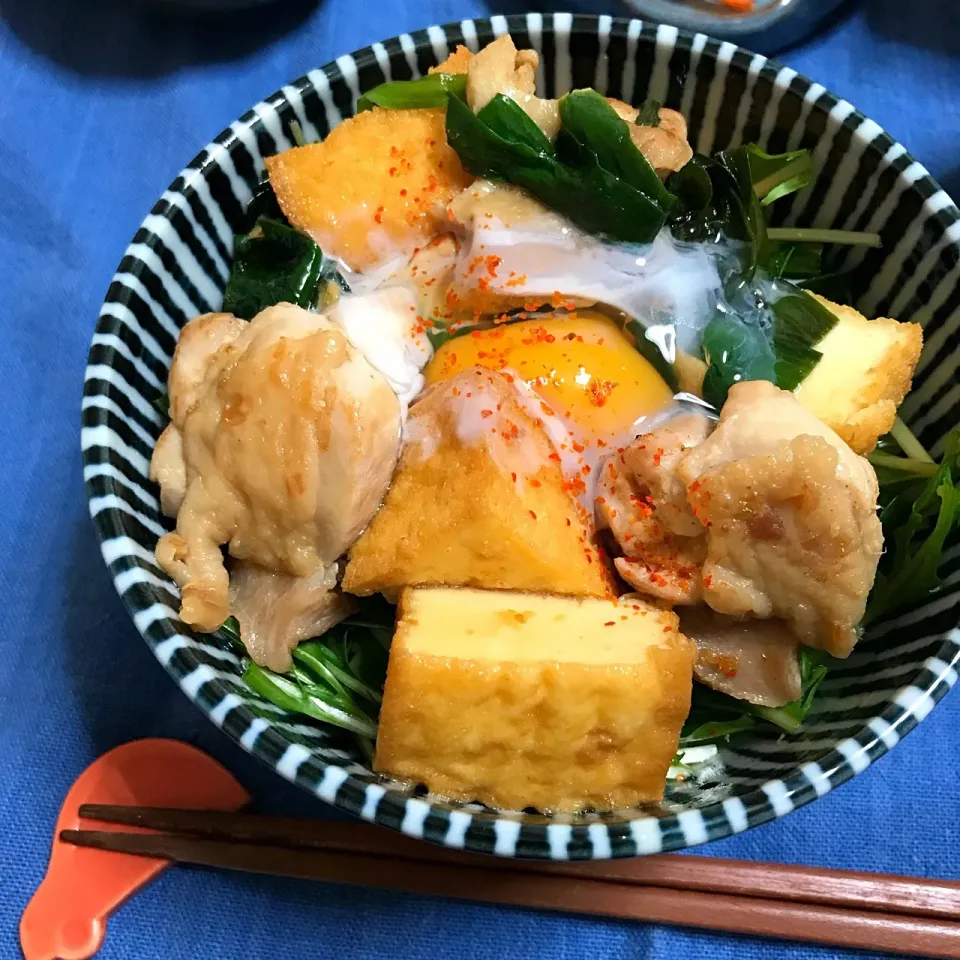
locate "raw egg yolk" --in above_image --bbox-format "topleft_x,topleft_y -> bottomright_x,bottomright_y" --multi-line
425,313 -> 673,442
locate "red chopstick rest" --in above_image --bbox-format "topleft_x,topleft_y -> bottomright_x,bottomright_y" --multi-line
20,738 -> 249,960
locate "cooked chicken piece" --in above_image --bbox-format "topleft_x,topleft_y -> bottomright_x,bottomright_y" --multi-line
678,607 -> 802,707
597,414 -> 713,604
151,424 -> 187,518
467,35 -> 561,140
606,99 -> 693,178
677,381 -> 882,658
228,561 -> 356,672
153,302 -> 401,645
167,312 -> 247,424
151,312 -> 248,519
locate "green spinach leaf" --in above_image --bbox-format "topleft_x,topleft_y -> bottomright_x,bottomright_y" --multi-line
771,291 -> 838,391
357,73 -> 468,112
559,89 -> 675,210
222,218 -> 339,321
636,98 -> 662,127
445,93 -> 671,244
700,314 -> 776,409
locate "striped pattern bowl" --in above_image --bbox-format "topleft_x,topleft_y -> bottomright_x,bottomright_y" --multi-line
82,13 -> 960,859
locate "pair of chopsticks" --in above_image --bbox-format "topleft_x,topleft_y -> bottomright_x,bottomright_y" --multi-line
63,805 -> 960,958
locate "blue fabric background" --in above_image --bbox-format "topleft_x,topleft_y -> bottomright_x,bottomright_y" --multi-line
1,1 -> 959,957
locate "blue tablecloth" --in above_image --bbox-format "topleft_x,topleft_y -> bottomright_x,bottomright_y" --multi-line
2,1 -> 959,958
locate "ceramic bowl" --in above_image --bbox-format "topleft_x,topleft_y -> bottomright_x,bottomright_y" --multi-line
82,13 -> 960,859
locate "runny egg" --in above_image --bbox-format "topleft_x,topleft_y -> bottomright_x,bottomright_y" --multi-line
424,312 -> 674,511
425,312 -> 673,445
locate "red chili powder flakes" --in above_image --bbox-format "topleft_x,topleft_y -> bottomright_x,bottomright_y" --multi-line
548,452 -> 561,462
486,255 -> 502,277
587,379 -> 617,407
565,518 -> 572,527
632,604 -> 640,611
511,472 -> 518,482
595,496 -> 606,505
581,464 -> 592,476
564,476 -> 586,496
689,479 -> 701,493
604,621 -> 615,627
529,510 -> 537,520
663,625 -> 673,633
572,441 -> 585,453
481,409 -> 493,419
652,447 -> 665,467
530,479 -> 541,488
373,206 -> 385,225
389,145 -> 400,157
703,574 -> 713,588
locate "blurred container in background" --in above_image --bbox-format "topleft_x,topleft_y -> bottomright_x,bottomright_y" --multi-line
620,0 -> 852,53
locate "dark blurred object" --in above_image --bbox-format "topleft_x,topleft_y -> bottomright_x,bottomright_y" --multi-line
620,0 -> 852,53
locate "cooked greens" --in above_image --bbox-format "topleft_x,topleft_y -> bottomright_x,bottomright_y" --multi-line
223,597 -> 394,754
445,93 -> 673,244
636,98 -> 662,127
357,73 -> 468,112
222,218 -> 342,321
770,291 -> 838,391
679,647 -> 832,750
867,426 -> 960,623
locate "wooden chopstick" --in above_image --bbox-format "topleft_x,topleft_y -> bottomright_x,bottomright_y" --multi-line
61,806 -> 960,959
75,804 -> 960,922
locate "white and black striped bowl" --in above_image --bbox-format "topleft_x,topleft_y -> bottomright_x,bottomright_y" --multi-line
82,13 -> 960,859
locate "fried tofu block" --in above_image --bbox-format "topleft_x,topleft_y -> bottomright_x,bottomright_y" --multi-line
374,587 -> 696,812
793,294 -> 922,454
430,45 -> 473,74
342,368 -> 614,599
265,109 -> 471,271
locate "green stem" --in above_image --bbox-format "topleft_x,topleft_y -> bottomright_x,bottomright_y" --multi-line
891,417 -> 934,463
289,120 -> 308,147
766,227 -> 882,247
753,157 -> 809,200
868,451 -> 938,477
752,705 -> 802,733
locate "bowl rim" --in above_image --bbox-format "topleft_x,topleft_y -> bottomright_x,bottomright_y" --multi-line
82,11 -> 960,859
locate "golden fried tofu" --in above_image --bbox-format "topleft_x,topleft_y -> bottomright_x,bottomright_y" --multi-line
265,109 -> 471,271
794,294 -> 923,453
374,587 -> 696,811
342,368 -> 614,599
430,45 -> 473,74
